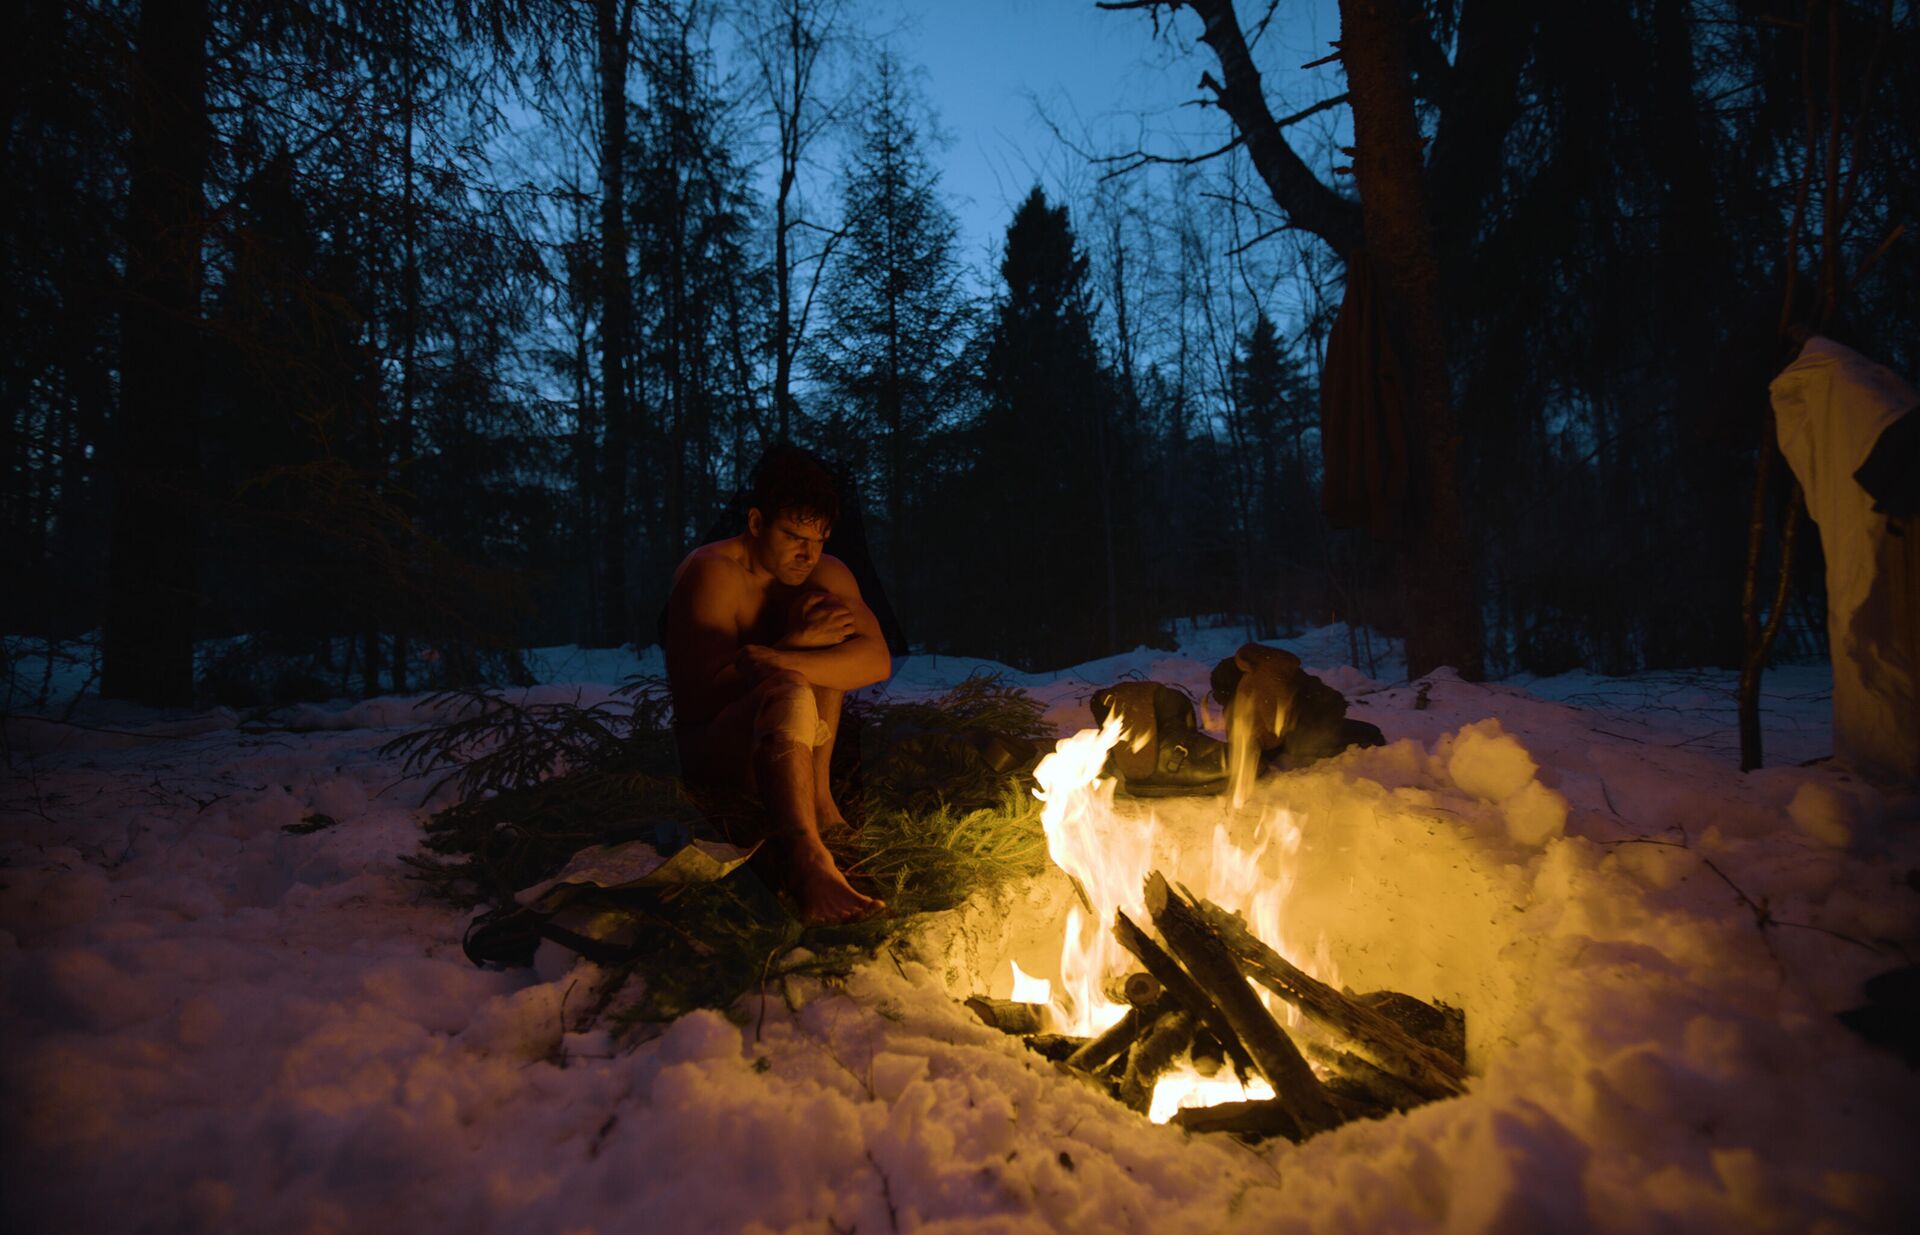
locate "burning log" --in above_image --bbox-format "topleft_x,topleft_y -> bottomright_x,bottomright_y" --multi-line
1319,1075 -> 1399,1124
1143,873 -> 1337,1135
1188,1026 -> 1225,1077
1356,990 -> 1466,1066
1168,1098 -> 1303,1143
1023,1033 -> 1089,1063
1192,898 -> 1468,1100
1117,1009 -> 1195,1114
1306,1043 -> 1433,1113
1112,909 -> 1258,1082
965,997 -> 1045,1036
1103,971 -> 1164,1009
1064,1006 -> 1146,1074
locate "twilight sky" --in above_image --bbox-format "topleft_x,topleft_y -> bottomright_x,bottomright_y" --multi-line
875,0 -> 1346,275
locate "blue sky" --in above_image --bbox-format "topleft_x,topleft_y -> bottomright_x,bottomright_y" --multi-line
875,0 -> 1347,273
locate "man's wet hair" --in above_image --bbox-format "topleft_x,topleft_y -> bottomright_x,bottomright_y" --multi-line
748,443 -> 840,531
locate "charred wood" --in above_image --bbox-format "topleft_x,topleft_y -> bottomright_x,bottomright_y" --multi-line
1168,1098 -> 1303,1143
965,997 -> 1044,1036
1113,910 -> 1258,1082
1321,1075 -> 1399,1124
1117,1009 -> 1195,1113
1189,1026 -> 1225,1077
1194,899 -> 1467,1099
1023,1033 -> 1088,1064
1144,874 -> 1336,1134
1305,1042 -> 1434,1113
1103,971 -> 1165,1009
1065,1005 -> 1146,1074
1355,990 -> 1466,1066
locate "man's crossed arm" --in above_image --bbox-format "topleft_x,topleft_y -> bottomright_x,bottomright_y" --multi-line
743,557 -> 890,692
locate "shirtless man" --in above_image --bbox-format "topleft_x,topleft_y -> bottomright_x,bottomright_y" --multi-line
664,446 -> 890,923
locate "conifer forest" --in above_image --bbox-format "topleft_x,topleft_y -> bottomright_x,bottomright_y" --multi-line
7,0 -> 1918,700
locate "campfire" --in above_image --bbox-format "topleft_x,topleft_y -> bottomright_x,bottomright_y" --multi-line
965,717 -> 1468,1140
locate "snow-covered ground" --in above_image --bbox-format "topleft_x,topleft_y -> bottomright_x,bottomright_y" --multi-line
3,624 -> 1917,1234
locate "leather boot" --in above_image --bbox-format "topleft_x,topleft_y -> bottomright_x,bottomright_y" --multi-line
1212,643 -> 1382,770
1089,681 -> 1229,796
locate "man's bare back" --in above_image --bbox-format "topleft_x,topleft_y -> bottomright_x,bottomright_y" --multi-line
664,501 -> 892,924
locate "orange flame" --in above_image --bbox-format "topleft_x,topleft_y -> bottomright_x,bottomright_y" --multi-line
1030,703 -> 1335,1122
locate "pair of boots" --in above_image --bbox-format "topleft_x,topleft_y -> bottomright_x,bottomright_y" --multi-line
1090,644 -> 1387,797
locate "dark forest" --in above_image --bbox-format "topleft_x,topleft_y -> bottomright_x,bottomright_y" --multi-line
8,5 -> 1920,1230
6,0 -> 1917,702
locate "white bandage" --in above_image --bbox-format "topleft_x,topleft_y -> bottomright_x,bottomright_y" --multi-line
754,680 -> 830,748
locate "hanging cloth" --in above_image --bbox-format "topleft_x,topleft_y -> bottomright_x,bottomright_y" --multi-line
1770,335 -> 1920,786
1319,249 -> 1410,541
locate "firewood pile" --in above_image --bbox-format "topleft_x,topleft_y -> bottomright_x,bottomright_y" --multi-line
966,871 -> 1467,1141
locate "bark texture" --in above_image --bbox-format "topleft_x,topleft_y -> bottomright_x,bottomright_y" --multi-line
1337,0 -> 1482,680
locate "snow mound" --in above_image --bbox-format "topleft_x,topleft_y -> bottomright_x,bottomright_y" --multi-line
3,641 -> 1917,1235
1437,718 -> 1570,847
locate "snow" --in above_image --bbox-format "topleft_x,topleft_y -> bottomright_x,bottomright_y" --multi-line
4,623 -> 1918,1234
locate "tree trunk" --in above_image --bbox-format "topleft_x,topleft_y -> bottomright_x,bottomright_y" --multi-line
393,23 -> 419,693
1337,0 -> 1483,681
104,0 -> 207,706
596,0 -> 634,647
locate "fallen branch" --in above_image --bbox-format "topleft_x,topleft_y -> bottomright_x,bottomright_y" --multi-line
1146,874 -> 1335,1134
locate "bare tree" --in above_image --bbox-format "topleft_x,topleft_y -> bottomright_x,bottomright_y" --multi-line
1102,0 -> 1482,679
736,0 -> 852,441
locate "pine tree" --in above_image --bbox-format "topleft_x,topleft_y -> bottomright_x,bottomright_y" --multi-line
1230,312 -> 1318,634
811,54 -> 969,623
952,188 -> 1129,670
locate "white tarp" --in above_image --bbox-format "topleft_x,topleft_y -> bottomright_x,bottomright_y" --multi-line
1770,335 -> 1920,784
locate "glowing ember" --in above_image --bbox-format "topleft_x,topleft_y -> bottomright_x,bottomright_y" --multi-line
1147,1069 -> 1276,1125
1031,708 -> 1335,1116
1008,960 -> 1052,1006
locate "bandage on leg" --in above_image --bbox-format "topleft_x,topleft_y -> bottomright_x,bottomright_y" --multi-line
754,681 -> 831,748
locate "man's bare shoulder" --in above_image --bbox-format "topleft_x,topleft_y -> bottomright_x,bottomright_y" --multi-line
672,539 -> 750,595
807,553 -> 863,598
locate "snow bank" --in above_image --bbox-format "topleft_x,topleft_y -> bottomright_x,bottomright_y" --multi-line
3,634 -> 1917,1235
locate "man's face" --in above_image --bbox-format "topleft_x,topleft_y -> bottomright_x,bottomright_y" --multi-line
750,510 -> 829,585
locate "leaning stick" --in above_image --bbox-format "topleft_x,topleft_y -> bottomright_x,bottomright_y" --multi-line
1193,898 -> 1467,1099
1065,1006 -> 1144,1074
1305,1042 -> 1433,1113
1145,873 -> 1336,1134
1113,910 -> 1258,1082
1117,1009 -> 1194,1113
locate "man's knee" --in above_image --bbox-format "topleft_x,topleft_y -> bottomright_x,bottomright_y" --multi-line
753,671 -> 830,748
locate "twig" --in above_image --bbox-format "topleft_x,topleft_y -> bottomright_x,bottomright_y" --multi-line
1602,836 -> 1887,956
865,1149 -> 900,1233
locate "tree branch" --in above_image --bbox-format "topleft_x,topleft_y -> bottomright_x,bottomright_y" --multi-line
1108,0 -> 1364,256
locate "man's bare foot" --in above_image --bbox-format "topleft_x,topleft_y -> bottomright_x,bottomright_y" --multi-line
815,792 -> 857,847
790,843 -> 884,925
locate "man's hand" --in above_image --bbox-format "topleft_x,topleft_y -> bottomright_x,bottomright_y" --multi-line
735,643 -> 789,683
783,590 -> 855,649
